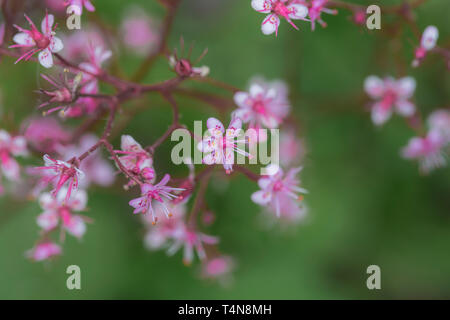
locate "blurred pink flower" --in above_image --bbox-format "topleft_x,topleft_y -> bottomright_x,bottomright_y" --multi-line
0,130 -> 28,194
10,13 -> 63,68
197,117 -> 251,174
402,130 -> 447,173
129,174 -> 184,224
27,242 -> 62,261
427,109 -> 450,142
233,77 -> 290,131
251,0 -> 308,36
279,129 -> 304,167
120,10 -> 160,55
413,26 -> 439,67
364,75 -> 416,125
251,164 -> 307,217
201,255 -> 235,280
62,27 -> 106,62
23,117 -> 71,153
37,187 -> 88,238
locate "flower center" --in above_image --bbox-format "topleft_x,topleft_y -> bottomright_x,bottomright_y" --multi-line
273,180 -> 283,191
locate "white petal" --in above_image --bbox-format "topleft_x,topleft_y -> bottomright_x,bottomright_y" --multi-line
421,25 -> 438,50
207,117 -> 225,133
251,0 -> 273,13
249,83 -> 265,98
288,4 -> 308,20
251,190 -> 272,205
364,76 -> 384,98
41,14 -> 55,35
371,103 -> 392,126
38,49 -> 54,68
233,91 -> 250,109
396,77 -> 416,98
13,32 -> 35,46
261,14 -> 280,35
50,37 -> 64,53
395,100 -> 415,117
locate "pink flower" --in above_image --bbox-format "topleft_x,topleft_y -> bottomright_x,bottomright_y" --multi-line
10,13 -> 64,68
251,0 -> 308,36
115,135 -> 155,186
27,242 -> 62,261
233,77 -> 290,131
23,117 -> 71,153
251,164 -> 307,217
402,130 -> 447,173
58,135 -> 115,188
61,27 -> 105,62
427,109 -> 450,142
0,130 -> 28,193
37,187 -> 88,238
201,255 -> 235,281
65,0 -> 95,15
308,0 -> 337,31
364,75 -> 416,125
33,154 -> 84,202
129,174 -> 184,224
120,9 -> 160,55
413,26 -> 439,67
279,129 -> 304,167
197,117 -> 251,174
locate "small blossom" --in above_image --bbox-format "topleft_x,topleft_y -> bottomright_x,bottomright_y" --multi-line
279,129 -> 304,167
364,75 -> 416,125
201,255 -> 235,282
62,27 -> 106,62
37,187 -> 88,238
401,130 -> 447,173
27,241 -> 62,261
23,117 -> 71,153
58,134 -> 115,188
129,174 -> 184,224
10,13 -> 63,68
251,0 -> 308,36
427,109 -> 450,142
413,26 -> 439,67
65,0 -> 95,15
251,164 -> 307,217
121,9 -> 160,55
233,77 -> 290,131
0,130 -> 28,193
198,117 -> 251,174
115,135 -> 155,187
308,0 -> 337,31
33,154 -> 84,202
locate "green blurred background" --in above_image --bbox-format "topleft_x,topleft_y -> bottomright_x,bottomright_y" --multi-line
0,0 -> 449,299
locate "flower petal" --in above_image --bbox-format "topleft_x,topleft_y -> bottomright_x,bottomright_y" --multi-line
251,0 -> 273,13
364,76 -> 384,98
38,48 -> 54,68
12,32 -> 35,46
287,4 -> 308,20
261,14 -> 280,35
